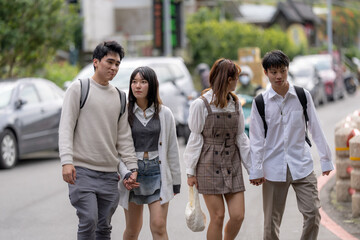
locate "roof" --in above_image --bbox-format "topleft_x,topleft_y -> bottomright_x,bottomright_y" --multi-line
238,1 -> 320,25
271,0 -> 321,24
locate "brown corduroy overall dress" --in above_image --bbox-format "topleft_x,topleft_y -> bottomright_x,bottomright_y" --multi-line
196,96 -> 245,195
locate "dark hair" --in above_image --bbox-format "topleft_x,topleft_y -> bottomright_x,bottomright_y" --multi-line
92,41 -> 125,71
262,50 -> 290,72
128,66 -> 162,127
202,58 -> 239,108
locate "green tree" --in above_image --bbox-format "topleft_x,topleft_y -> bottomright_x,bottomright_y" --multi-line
186,18 -> 302,67
331,7 -> 360,48
0,0 -> 81,78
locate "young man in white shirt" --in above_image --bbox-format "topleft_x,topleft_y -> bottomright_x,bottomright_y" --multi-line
59,41 -> 138,239
249,50 -> 334,240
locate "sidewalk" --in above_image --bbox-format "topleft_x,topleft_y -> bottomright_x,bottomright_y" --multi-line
320,172 -> 360,240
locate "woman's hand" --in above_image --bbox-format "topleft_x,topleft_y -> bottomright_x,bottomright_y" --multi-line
187,175 -> 198,189
123,172 -> 140,190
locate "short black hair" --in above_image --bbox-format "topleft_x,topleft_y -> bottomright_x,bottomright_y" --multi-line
92,41 -> 125,70
262,50 -> 289,71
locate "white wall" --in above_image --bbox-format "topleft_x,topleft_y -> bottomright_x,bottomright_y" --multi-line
114,0 -> 150,8
82,0 -> 116,51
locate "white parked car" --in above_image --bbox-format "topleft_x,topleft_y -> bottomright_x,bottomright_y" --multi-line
68,57 -> 196,142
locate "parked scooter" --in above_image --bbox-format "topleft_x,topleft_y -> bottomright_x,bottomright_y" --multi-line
343,73 -> 358,95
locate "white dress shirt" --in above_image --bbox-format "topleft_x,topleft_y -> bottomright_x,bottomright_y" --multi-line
133,103 -> 159,160
249,84 -> 334,182
183,89 -> 251,176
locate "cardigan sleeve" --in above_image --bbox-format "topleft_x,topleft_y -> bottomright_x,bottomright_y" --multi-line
163,107 -> 181,186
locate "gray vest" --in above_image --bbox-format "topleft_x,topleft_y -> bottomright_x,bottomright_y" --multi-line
132,116 -> 161,152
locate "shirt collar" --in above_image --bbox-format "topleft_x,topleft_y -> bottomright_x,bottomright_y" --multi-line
268,83 -> 297,99
133,102 -> 155,114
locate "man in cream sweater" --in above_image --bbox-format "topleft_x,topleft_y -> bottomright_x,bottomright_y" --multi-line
59,41 -> 138,240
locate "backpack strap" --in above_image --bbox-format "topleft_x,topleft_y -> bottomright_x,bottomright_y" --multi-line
254,93 -> 267,138
200,96 -> 212,114
294,86 -> 312,147
116,87 -> 127,122
79,78 -> 126,122
79,78 -> 90,109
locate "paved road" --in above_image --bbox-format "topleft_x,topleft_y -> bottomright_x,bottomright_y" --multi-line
1,91 -> 359,240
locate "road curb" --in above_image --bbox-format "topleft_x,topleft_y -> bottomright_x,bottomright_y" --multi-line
318,169 -> 360,240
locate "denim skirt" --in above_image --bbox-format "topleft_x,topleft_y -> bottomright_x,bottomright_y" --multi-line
129,157 -> 161,205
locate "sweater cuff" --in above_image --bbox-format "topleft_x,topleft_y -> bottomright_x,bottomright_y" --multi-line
173,184 -> 180,194
125,162 -> 138,170
60,154 -> 73,166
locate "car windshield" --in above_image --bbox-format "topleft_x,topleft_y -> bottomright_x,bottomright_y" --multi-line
291,68 -> 312,78
315,60 -> 331,71
0,83 -> 15,109
111,68 -> 135,89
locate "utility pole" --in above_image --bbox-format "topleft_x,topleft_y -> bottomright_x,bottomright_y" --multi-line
327,0 -> 333,56
163,0 -> 172,56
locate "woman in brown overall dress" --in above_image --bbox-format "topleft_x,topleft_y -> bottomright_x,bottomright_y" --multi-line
184,58 -> 251,240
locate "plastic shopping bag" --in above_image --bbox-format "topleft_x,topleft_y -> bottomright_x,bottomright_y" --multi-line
185,185 -> 206,232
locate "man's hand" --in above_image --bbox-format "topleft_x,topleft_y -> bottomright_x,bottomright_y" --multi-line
62,164 -> 76,184
322,170 -> 332,176
187,175 -> 198,189
250,177 -> 266,186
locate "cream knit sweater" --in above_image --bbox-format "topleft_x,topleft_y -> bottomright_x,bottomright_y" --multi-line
59,78 -> 137,172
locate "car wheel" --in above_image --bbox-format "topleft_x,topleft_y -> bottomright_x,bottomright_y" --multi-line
0,130 -> 18,169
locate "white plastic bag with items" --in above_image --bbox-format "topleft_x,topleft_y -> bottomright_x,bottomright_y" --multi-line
185,185 -> 206,232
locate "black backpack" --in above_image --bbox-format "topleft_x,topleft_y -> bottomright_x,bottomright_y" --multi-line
254,86 -> 312,147
79,78 -> 126,121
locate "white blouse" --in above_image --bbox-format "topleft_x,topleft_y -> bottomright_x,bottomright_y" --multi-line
183,89 -> 251,176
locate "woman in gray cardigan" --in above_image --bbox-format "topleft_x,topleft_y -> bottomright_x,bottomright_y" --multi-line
118,66 -> 181,240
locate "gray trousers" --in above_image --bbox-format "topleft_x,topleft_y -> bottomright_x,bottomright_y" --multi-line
262,167 -> 321,240
69,167 -> 120,240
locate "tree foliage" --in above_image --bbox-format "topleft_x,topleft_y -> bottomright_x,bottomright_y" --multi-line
186,8 -> 302,67
331,6 -> 360,48
0,0 -> 81,78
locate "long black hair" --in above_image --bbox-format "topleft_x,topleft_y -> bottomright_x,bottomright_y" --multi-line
128,66 -> 162,127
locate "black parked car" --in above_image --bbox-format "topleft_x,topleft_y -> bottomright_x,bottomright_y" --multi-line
0,78 -> 64,169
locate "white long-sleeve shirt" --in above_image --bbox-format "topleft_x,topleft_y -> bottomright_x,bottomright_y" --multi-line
249,84 -> 334,181
183,89 -> 251,176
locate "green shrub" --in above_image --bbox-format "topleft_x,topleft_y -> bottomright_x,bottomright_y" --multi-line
186,19 -> 303,67
37,62 -> 79,88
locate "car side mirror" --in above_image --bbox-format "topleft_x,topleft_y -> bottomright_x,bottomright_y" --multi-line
15,99 -> 27,109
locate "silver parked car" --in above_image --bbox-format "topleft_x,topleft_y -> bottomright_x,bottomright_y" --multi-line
0,78 -> 64,169
289,62 -> 327,107
69,57 -> 196,142
293,54 -> 345,101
